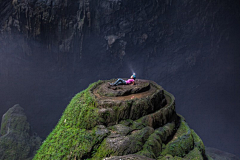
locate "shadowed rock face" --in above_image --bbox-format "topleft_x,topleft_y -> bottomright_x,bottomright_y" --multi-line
0,104 -> 41,160
34,80 -> 208,160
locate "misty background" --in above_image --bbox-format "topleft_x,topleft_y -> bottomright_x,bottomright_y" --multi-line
0,0 -> 240,157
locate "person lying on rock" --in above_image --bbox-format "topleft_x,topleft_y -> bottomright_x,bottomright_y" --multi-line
110,74 -> 136,86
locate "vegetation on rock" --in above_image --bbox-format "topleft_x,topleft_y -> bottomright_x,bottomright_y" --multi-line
0,104 -> 41,160
34,80 -> 208,160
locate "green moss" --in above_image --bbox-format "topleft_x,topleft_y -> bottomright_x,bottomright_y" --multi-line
183,147 -> 203,160
93,127 -> 154,159
156,115 -> 208,159
91,139 -> 114,159
129,127 -> 154,151
160,116 -> 194,158
119,119 -> 133,126
191,129 -> 205,155
137,132 -> 162,158
35,129 -> 94,159
155,122 -> 175,142
112,105 -> 120,122
34,81 -> 103,159
117,101 -> 132,121
136,122 -> 175,159
57,82 -> 100,130
137,149 -> 156,159
130,120 -> 146,130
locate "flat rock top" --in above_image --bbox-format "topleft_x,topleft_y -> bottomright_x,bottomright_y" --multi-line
96,79 -> 150,97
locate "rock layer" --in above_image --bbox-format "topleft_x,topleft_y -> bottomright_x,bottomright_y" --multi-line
34,80 -> 207,159
92,80 -> 167,126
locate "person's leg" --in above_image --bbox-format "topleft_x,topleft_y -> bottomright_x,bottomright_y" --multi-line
112,78 -> 125,86
112,79 -> 120,85
109,79 -> 120,86
110,79 -> 119,86
115,78 -> 126,85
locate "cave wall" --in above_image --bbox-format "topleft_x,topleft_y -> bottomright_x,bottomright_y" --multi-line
0,0 -> 240,156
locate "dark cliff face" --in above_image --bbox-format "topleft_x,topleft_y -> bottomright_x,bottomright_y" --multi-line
0,0 -> 240,157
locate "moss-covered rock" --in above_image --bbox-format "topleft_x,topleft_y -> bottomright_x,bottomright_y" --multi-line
184,147 -> 204,160
160,116 -> 194,157
137,121 -> 176,159
191,129 -> 206,157
158,115 -> 207,160
34,80 -> 208,160
34,81 -> 104,159
93,126 -> 154,159
0,104 -> 30,136
0,104 -> 41,160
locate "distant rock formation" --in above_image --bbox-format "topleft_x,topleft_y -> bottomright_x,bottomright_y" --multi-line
34,79 -> 208,159
0,104 -> 41,160
206,147 -> 240,160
